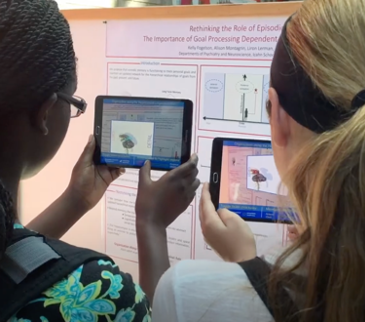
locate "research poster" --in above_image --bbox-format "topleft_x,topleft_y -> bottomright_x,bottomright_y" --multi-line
104,17 -> 289,265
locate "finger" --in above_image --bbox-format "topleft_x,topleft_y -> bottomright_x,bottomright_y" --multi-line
174,154 -> 199,177
184,176 -> 200,192
217,208 -> 241,228
199,183 -> 204,217
192,178 -> 201,192
183,167 -> 199,184
199,183 -> 223,228
199,182 -> 210,217
75,135 -> 95,168
201,182 -> 212,203
186,179 -> 201,200
138,160 -> 152,186
110,167 -> 125,181
190,153 -> 199,166
287,225 -> 297,234
200,182 -> 212,213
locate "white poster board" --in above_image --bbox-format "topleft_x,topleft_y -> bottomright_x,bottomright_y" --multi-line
103,16 -> 289,266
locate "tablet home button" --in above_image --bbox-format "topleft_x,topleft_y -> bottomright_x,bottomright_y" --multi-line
213,172 -> 219,183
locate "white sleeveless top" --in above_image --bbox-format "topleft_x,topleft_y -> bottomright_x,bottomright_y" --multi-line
152,246 -> 301,322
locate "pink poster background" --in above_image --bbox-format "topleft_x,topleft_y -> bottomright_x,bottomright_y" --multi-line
106,17 -> 286,59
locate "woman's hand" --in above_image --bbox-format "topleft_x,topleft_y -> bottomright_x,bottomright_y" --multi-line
66,135 -> 125,212
135,155 -> 200,302
135,154 -> 200,228
199,183 -> 256,263
287,225 -> 300,241
27,135 -> 124,239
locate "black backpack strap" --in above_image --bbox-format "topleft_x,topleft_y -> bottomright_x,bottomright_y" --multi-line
0,229 -> 114,322
238,257 -> 299,322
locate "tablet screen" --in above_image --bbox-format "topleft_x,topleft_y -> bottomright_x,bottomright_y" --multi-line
99,98 -> 185,169
218,139 -> 290,222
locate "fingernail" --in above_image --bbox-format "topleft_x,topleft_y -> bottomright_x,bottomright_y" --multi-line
191,154 -> 198,163
88,135 -> 93,143
119,168 -> 126,174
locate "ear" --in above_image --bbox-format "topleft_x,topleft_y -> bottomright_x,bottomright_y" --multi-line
34,93 -> 58,136
268,87 -> 290,148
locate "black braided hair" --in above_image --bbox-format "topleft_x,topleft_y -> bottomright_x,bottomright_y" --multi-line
0,180 -> 14,261
0,0 -> 76,114
0,0 -> 76,258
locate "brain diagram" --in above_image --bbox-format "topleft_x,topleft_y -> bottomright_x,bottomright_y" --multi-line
119,133 -> 137,153
250,168 -> 273,191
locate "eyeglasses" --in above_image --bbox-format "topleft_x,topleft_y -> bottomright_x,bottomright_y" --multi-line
57,92 -> 87,118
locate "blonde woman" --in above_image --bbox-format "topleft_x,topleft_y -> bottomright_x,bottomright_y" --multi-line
152,0 -> 365,321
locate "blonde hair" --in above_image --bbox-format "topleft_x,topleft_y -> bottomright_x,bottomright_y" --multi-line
270,1 -> 365,322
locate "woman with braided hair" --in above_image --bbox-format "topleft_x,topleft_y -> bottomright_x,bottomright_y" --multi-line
0,0 -> 200,321
0,181 -> 14,262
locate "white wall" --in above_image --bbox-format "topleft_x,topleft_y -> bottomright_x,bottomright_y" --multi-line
55,0 -> 158,9
56,0 -> 115,9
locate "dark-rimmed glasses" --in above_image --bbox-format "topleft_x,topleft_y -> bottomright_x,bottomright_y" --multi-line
57,92 -> 87,118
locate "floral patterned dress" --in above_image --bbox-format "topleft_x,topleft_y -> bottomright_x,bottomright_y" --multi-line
10,225 -> 151,322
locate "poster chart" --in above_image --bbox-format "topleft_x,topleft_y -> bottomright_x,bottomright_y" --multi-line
104,16 -> 290,267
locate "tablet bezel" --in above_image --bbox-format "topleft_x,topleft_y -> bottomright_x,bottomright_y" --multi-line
94,95 -> 193,171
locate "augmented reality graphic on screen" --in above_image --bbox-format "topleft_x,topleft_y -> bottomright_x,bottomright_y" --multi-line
219,140 -> 287,221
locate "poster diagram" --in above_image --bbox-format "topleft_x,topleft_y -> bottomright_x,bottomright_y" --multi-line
203,73 -> 269,124
198,66 -> 271,137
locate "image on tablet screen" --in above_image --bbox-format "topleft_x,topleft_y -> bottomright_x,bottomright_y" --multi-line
219,140 -> 289,221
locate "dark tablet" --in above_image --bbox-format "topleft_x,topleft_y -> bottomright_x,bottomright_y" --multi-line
209,137 -> 293,223
94,96 -> 193,171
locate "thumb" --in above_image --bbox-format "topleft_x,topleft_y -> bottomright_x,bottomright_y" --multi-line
190,153 -> 199,166
76,135 -> 95,167
139,160 -> 152,185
